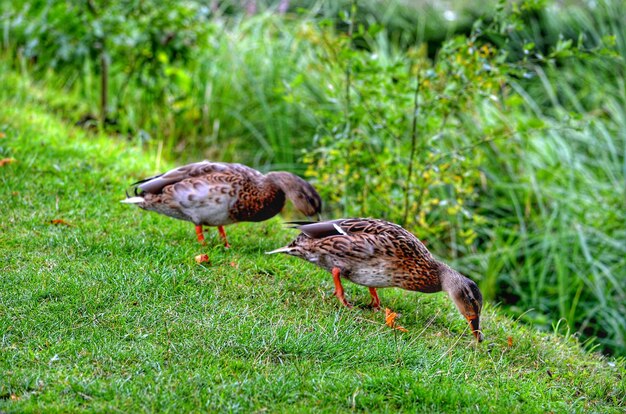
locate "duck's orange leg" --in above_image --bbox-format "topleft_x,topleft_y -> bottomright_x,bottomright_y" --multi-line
368,287 -> 381,311
195,225 -> 206,244
332,267 -> 352,308
217,226 -> 230,248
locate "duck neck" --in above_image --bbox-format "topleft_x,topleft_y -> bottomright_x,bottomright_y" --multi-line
265,171 -> 320,218
438,263 -> 465,296
265,171 -> 297,193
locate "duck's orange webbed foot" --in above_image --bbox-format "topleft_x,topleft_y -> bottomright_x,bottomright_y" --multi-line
368,287 -> 381,311
332,267 -> 353,309
217,226 -> 230,249
195,225 -> 206,245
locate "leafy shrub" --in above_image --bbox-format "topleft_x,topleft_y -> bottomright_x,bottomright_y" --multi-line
292,11 -> 507,254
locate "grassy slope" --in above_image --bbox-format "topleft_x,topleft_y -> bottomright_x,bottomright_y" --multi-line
0,71 -> 624,413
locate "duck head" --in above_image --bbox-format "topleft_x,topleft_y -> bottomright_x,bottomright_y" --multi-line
266,172 -> 322,218
440,266 -> 484,342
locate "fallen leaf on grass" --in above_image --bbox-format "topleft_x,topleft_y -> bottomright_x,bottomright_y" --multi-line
0,132 -> 6,138
10,394 -> 19,401
0,158 -> 16,166
385,308 -> 396,326
195,254 -> 210,264
385,308 -> 408,332
50,219 -> 72,226
507,336 -> 513,348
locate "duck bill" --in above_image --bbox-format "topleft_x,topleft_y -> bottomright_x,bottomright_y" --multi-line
468,316 -> 484,342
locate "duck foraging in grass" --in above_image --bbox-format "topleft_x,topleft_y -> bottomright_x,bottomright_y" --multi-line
267,218 -> 484,341
122,161 -> 322,248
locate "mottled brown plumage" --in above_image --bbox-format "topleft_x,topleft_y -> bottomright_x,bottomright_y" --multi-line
122,161 -> 322,247
267,218 -> 484,341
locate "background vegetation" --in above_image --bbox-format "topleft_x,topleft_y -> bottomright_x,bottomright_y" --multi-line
1,0 -> 624,360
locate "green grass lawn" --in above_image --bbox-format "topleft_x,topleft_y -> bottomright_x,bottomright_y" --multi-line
1,71 -> 624,413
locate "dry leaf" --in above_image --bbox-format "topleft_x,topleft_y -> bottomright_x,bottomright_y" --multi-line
0,132 -> 6,138
385,308 -> 397,327
10,394 -> 19,400
195,254 -> 210,264
50,219 -> 71,226
0,158 -> 16,166
507,336 -> 513,348
385,307 -> 408,332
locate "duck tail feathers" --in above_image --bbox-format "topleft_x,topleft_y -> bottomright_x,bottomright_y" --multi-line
120,196 -> 145,204
285,220 -> 318,228
265,246 -> 295,255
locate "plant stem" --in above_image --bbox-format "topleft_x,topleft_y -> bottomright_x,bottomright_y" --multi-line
86,0 -> 107,127
100,50 -> 109,126
403,66 -> 420,226
344,0 -> 356,140
342,0 -> 356,216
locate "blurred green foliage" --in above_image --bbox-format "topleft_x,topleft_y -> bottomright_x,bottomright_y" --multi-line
1,1 -> 319,165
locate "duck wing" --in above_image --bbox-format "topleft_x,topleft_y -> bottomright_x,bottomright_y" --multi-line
295,218 -> 406,238
292,219 -> 380,259
296,218 -> 432,260
131,161 -> 258,195
294,220 -> 347,238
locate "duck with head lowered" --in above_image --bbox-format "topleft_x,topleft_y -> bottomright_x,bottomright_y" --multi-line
267,218 -> 484,341
122,161 -> 322,248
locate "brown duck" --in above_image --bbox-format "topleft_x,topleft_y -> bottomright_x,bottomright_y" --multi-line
122,161 -> 322,247
267,218 -> 484,341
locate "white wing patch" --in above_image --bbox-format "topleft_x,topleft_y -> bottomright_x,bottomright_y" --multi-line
120,197 -> 145,204
333,223 -> 348,235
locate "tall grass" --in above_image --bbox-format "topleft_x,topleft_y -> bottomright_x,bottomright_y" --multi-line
496,0 -> 626,353
446,0 -> 626,354
463,102 -> 626,352
117,14 -> 323,169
